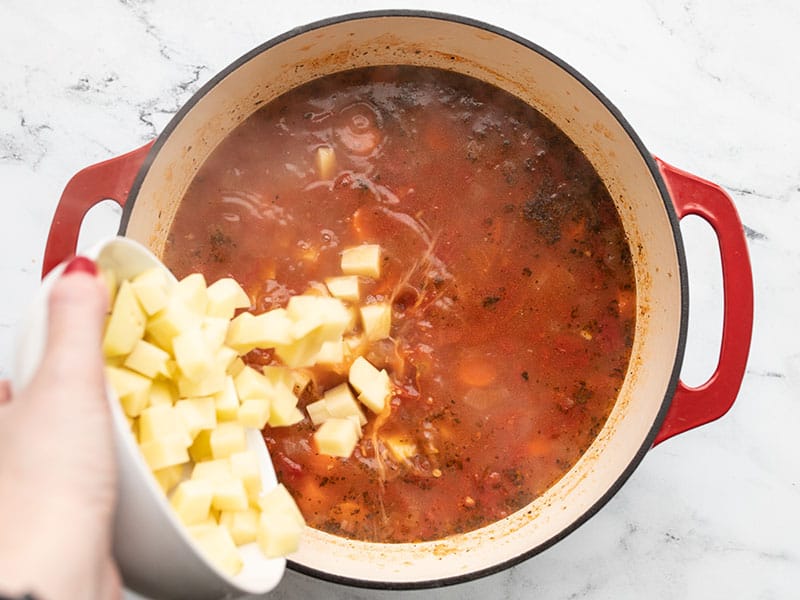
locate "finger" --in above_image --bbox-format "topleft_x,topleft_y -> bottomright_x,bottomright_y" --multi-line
0,379 -> 10,405
34,259 -> 109,397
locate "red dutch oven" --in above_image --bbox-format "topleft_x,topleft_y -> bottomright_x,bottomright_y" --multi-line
42,11 -> 753,589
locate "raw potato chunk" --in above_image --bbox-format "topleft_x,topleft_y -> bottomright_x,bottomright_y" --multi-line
340,244 -> 382,278
210,477 -> 249,512
213,376 -> 240,421
149,380 -> 177,407
314,418 -> 360,458
324,383 -> 366,426
225,309 -> 293,354
124,339 -> 171,379
234,366 -> 273,400
139,434 -> 190,471
348,356 -> 392,413
257,513 -> 304,559
210,422 -> 247,459
259,483 -> 305,527
267,384 -> 304,427
146,296 -> 201,352
175,397 -> 217,439
230,450 -> 262,500
152,464 -> 184,494
206,277 -> 251,320
170,479 -> 214,525
220,508 -> 259,545
105,366 -> 151,418
315,145 -> 336,180
237,398 -> 270,429
173,327 -> 215,382
103,281 -> 146,357
139,405 -> 191,446
305,399 -> 332,427
324,275 -> 359,301
130,267 -> 171,316
359,302 -> 391,341
191,458 -> 232,484
175,273 -> 209,316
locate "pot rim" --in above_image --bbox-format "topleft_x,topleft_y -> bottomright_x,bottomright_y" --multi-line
118,9 -> 689,590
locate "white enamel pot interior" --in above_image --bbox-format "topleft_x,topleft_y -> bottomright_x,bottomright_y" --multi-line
118,11 -> 686,589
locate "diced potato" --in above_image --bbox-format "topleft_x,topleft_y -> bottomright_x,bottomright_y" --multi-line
323,383 -> 366,425
285,295 -> 351,340
313,418 -> 360,458
210,477 -> 249,512
257,513 -> 304,559
101,268 -> 118,308
130,267 -> 171,316
220,508 -> 260,545
189,524 -> 243,576
152,464 -> 185,494
315,145 -> 336,180
210,422 -> 247,459
360,302 -> 392,341
258,483 -> 305,526
348,356 -> 391,413
238,398 -> 271,429
139,433 -> 190,471
268,384 -> 303,427
292,370 -> 312,396
234,366 -> 273,401
226,356 -> 246,377
324,275 -> 359,302
139,405 -> 191,446
305,399 -> 332,427
201,317 -> 230,350
149,380 -> 177,406
191,458 -> 232,483
261,365 -> 295,390
124,339 -> 171,379
173,327 -> 215,382
188,430 -> 213,462
146,297 -> 201,352
206,278 -> 251,320
105,365 -> 151,417
340,244 -> 382,279
170,479 -> 214,526
215,346 -> 239,371
175,397 -> 217,439
383,435 -> 419,463
230,450 -> 262,500
314,340 -> 344,365
213,376 -> 240,421
102,280 -> 146,357
225,309 -> 293,354
176,365 -> 227,398
175,273 -> 209,316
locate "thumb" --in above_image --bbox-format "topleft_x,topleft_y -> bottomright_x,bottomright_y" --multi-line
34,258 -> 109,395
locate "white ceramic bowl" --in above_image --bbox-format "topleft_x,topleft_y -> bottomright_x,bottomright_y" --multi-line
13,236 -> 286,600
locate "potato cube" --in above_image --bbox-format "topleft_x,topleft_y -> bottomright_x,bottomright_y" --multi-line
323,383 -> 366,425
349,356 -> 391,413
305,399 -> 332,427
213,376 -> 240,421
341,244 -> 382,278
170,479 -> 214,525
268,384 -> 303,427
261,365 -> 295,390
219,508 -> 260,546
149,380 -> 177,406
314,340 -> 344,365
139,433 -> 190,471
175,397 -> 217,439
324,275 -> 360,302
225,309 -> 293,353
210,422 -> 247,459
292,370 -> 312,396
206,278 -> 251,320
189,524 -> 243,576
359,302 -> 392,341
258,483 -> 305,526
201,317 -> 230,350
210,477 -> 249,512
175,273 -> 208,316
313,418 -> 360,458
234,366 -> 273,401
230,450 -> 262,500
191,458 -> 232,483
188,430 -> 213,462
383,435 -> 419,463
124,339 -> 171,379
315,145 -> 336,180
173,327 -> 215,382
130,267 -> 171,316
139,405 -> 191,446
285,295 -> 351,340
257,513 -> 304,559
238,398 -> 271,429
100,268 -> 118,308
215,346 -> 239,371
146,296 -> 201,352
152,464 -> 185,494
226,356 -> 246,377
176,365 -> 227,398
102,280 -> 146,357
105,366 -> 151,417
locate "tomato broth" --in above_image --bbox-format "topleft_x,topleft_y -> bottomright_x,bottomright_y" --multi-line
163,66 -> 636,543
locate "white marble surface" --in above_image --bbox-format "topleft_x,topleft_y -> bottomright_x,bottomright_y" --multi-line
1,1 -> 797,598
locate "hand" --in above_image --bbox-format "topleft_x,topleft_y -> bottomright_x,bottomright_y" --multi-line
0,257 -> 121,600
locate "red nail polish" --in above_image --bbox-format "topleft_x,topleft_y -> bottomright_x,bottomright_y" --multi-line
63,256 -> 98,277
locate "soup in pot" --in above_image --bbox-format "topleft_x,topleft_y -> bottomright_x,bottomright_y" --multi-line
163,66 -> 635,543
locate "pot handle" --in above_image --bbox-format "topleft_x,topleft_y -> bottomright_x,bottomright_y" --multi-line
42,141 -> 154,277
652,158 -> 753,446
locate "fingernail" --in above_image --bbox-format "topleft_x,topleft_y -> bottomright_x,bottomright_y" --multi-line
63,256 -> 98,277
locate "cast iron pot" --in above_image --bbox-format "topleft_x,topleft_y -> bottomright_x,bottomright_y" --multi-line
43,10 -> 753,589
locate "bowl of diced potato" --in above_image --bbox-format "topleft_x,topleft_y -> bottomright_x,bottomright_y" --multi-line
14,237 -> 310,600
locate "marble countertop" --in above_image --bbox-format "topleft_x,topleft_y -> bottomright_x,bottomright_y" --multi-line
1,1 -> 797,598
